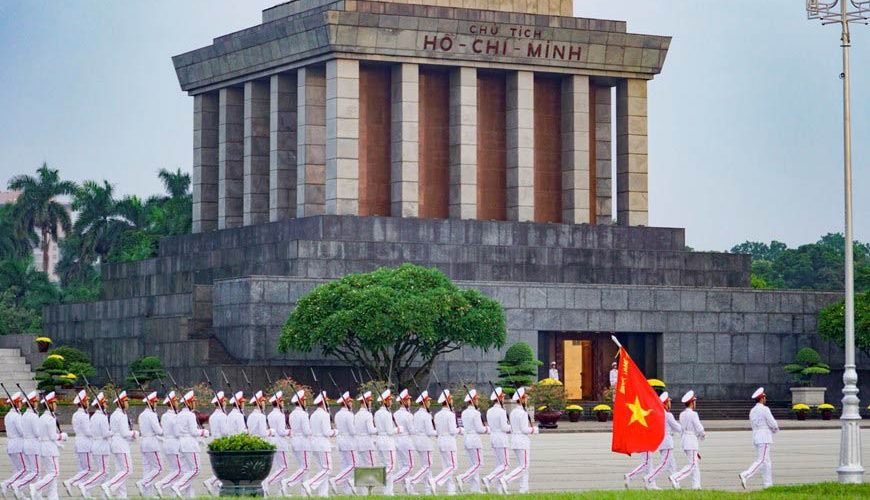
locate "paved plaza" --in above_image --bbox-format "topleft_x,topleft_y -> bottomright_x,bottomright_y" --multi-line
2,426 -> 868,496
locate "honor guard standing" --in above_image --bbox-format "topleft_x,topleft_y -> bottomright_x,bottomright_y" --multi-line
669,390 -> 705,490
63,391 -> 91,496
172,391 -> 209,498
739,387 -> 779,489
392,389 -> 415,493
103,391 -> 138,499
304,391 -> 336,497
330,391 -> 357,496
482,387 -> 510,493
262,391 -> 290,496
458,389 -> 489,493
31,392 -> 67,500
644,392 -> 681,490
2,392 -> 26,497
407,391 -> 436,495
374,389 -> 399,496
247,391 -> 272,439
11,391 -> 40,498
225,392 -> 247,435
203,391 -> 228,496
501,387 -> 537,494
353,391 -> 377,468
282,390 -> 312,495
430,390 -> 462,495
155,391 -> 181,497
136,392 -> 163,498
78,393 -> 110,499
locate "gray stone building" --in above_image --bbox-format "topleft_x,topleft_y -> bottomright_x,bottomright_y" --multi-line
44,0 -> 864,401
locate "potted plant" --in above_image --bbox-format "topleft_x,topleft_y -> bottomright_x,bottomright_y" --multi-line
785,348 -> 831,406
593,404 -> 612,422
818,403 -> 835,420
792,403 -> 811,421
35,336 -> 52,353
208,434 -> 277,495
529,378 -> 565,429
647,379 -> 666,395
566,404 -> 583,423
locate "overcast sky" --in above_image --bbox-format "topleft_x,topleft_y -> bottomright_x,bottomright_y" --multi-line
0,1 -> 867,251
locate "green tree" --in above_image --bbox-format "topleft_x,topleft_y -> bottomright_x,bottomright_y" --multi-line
783,347 -> 831,387
731,241 -> 788,261
126,355 -> 166,388
0,289 -> 41,335
496,342 -> 541,394
818,292 -> 870,358
7,163 -> 77,274
0,205 -> 36,261
279,264 -> 506,388
71,180 -> 126,262
0,257 -> 59,311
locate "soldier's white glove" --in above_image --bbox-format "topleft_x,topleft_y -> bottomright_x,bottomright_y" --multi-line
131,430 -> 140,440
457,427 -> 465,435
59,432 -> 69,442
483,425 -> 491,434
267,429 -> 276,437
531,426 -> 539,435
201,429 -> 211,438
396,426 -> 403,435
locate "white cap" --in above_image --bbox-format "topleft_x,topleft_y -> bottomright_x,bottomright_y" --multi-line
752,387 -> 765,400
269,391 -> 283,404
291,389 -> 306,404
378,389 -> 392,402
437,389 -> 451,404
511,387 -> 526,402
73,394 -> 82,405
464,389 -> 478,403
182,391 -> 195,403
254,390 -> 266,402
92,392 -> 106,407
681,390 -> 696,404
76,390 -> 87,402
211,391 -> 226,405
143,391 -> 159,404
163,390 -> 177,405
314,391 -> 327,406
233,391 -> 245,403
415,390 -> 430,404
339,391 -> 352,404
398,389 -> 410,401
42,391 -> 57,404
357,390 -> 373,402
489,387 -> 504,401
27,391 -> 39,402
9,391 -> 22,403
659,391 -> 670,403
112,390 -> 128,404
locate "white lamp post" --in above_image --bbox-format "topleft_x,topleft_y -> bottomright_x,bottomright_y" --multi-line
805,0 -> 868,484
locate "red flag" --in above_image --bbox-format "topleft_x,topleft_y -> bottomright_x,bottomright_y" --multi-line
611,346 -> 665,455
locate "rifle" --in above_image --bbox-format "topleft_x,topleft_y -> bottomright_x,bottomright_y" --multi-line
203,369 -> 227,415
281,371 -> 303,410
14,382 -> 36,413
488,381 -> 504,409
431,370 -> 453,413
309,367 -> 333,426
105,368 -> 133,430
0,383 -> 17,413
157,376 -> 178,414
37,388 -> 63,433
462,381 -> 477,411
168,371 -> 203,429
81,374 -> 107,415
221,369 -> 247,430
244,368 -> 268,429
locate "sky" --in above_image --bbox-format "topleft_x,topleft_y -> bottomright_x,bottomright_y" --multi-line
0,0 -> 867,252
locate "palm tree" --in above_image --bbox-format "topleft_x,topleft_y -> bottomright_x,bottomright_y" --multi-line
0,256 -> 59,309
71,180 -> 127,262
7,163 -> 77,275
0,205 -> 36,260
157,168 -> 191,200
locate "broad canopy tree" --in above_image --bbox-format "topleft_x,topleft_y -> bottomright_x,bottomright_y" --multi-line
278,264 -> 506,388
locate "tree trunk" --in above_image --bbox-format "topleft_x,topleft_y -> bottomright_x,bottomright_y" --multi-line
41,227 -> 50,276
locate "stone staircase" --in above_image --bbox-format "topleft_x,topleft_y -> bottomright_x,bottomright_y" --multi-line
0,348 -> 37,394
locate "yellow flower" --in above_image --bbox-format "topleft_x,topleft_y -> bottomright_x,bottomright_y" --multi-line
60,373 -> 77,380
647,379 -> 666,388
35,337 -> 52,343
817,403 -> 835,410
538,378 -> 563,386
46,354 -> 65,361
592,404 -> 612,412
792,404 -> 811,411
565,404 -> 583,411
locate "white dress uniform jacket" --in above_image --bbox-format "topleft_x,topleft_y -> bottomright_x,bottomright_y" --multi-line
749,403 -> 779,444
678,408 -> 705,451
109,409 -> 135,454
309,408 -> 336,452
89,411 -> 112,457
208,410 -> 228,439
412,409 -> 436,451
508,407 -> 535,450
460,407 -> 487,449
5,409 -> 25,455
486,405 -> 510,449
334,407 -> 355,452
394,407 -> 415,453
434,408 -> 460,451
659,411 -> 681,451
225,408 -> 247,435
21,408 -> 40,456
374,407 -> 399,450
160,410 -> 179,455
267,409 -> 290,450
138,408 -> 163,454
71,409 -> 92,454
36,412 -> 64,457
289,407 -> 312,452
247,409 -> 269,439
176,408 -> 206,453
353,407 -> 377,452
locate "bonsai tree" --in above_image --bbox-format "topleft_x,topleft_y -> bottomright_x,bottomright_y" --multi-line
496,342 -> 541,395
35,354 -> 69,391
818,292 -> 870,357
126,356 -> 166,389
279,264 -> 506,388
47,346 -> 96,379
784,347 -> 831,387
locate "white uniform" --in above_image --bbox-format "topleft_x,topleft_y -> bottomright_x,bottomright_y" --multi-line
173,407 -> 207,498
432,407 -> 461,493
331,406 -> 356,494
483,404 -> 511,487
106,409 -> 136,498
645,410 -> 681,487
392,406 -> 415,490
155,410 -> 181,494
204,408 -> 228,494
247,408 -> 269,438
458,406 -> 488,492
408,408 -> 436,492
66,408 -> 92,489
374,406 -> 399,495
740,403 -> 779,487
306,407 -> 336,497
263,408 -> 291,494
284,406 -> 312,490
225,407 -> 247,435
670,408 -> 705,489
79,410 -> 111,495
12,407 -> 40,493
32,410 -> 66,500
137,407 -> 164,496
503,405 -> 537,493
353,407 -> 377,467
2,409 -> 27,493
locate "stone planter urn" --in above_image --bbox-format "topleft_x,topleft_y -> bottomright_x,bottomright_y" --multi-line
791,387 -> 826,406
795,411 -> 809,421
595,411 -> 610,422
208,450 -> 275,496
534,410 -> 562,429
567,410 -> 582,423
36,341 -> 50,353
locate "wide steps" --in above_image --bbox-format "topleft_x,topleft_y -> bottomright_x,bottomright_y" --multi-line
0,348 -> 36,393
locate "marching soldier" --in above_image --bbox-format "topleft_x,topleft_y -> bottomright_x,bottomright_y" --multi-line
392,389 -> 416,494
63,391 -> 91,496
2,392 -> 26,497
263,391 -> 290,496
155,391 -> 181,497
430,390 -> 462,495
739,387 -> 779,489
78,393 -> 110,499
304,391 -> 336,497
501,387 -> 537,494
644,392 -> 681,490
225,392 -> 247,435
374,389 -> 399,496
11,391 -> 40,499
282,390 -> 311,496
103,391 -> 138,499
203,391 -> 228,496
172,391 -> 209,498
482,387 -> 510,494
353,391 -> 377,469
30,392 -> 67,500
136,392 -> 163,497
330,391 -> 357,496
406,391 -> 436,495
669,390 -> 705,490
458,389 -> 488,493
247,391 -> 271,439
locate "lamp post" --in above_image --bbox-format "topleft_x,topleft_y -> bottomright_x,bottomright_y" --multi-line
805,0 -> 869,484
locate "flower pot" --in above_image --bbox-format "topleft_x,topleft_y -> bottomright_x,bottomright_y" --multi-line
208,450 -> 276,496
821,409 -> 833,420
795,412 -> 808,421
567,411 -> 582,423
791,387 -> 826,406
595,412 -> 609,422
36,341 -> 50,353
534,410 -> 562,429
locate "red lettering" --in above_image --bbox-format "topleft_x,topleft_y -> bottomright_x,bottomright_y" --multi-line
568,45 -> 582,61
439,36 -> 453,51
423,35 -> 437,50
486,39 -> 500,55
553,45 -> 565,60
469,25 -> 477,34
527,42 -> 542,58
472,39 -> 483,53
533,30 -> 542,39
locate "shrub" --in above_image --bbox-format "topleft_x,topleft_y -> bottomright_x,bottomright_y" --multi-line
529,380 -> 566,412
496,342 -> 541,394
268,377 -> 313,404
208,434 -> 276,452
450,385 -> 491,412
592,404 -> 612,414
784,347 -> 831,387
47,346 -> 96,378
126,356 -> 166,389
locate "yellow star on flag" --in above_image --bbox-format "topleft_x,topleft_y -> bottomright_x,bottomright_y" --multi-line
626,396 -> 652,427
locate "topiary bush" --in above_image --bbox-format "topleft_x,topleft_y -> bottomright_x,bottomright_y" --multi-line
496,342 -> 541,395
784,347 -> 831,387
47,346 -> 96,378
126,356 -> 166,389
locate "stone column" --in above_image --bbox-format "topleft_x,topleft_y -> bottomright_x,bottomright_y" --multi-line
243,80 -> 270,226
270,73 -> 297,221
325,59 -> 359,216
506,71 -> 534,222
560,75 -> 591,225
448,67 -> 477,219
218,87 -> 244,229
594,85 -> 613,224
296,66 -> 326,217
192,92 -> 218,233
616,79 -> 648,226
390,63 -> 419,218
